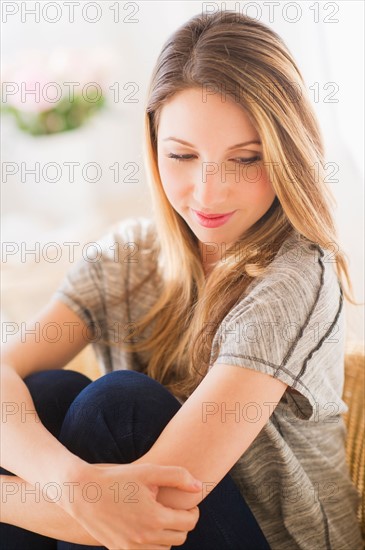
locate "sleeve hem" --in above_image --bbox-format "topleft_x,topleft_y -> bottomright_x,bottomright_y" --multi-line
52,290 -> 95,331
212,355 -> 315,420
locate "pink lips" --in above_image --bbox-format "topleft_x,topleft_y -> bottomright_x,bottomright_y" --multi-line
192,209 -> 236,228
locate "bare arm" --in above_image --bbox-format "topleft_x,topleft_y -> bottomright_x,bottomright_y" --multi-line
134,363 -> 288,510
1,299 -> 93,487
0,475 -> 101,545
0,299 -> 97,540
1,299 -> 201,548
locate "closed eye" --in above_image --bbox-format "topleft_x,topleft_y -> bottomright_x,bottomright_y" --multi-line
166,153 -> 261,164
232,155 -> 261,165
166,153 -> 195,162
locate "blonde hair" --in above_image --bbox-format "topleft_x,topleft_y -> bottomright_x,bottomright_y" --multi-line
103,10 -> 361,400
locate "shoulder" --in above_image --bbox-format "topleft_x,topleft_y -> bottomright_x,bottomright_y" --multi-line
86,216 -> 157,273
262,229 -> 328,288
61,216 -> 158,292
274,229 -> 342,309
96,216 -> 157,256
237,229 -> 341,316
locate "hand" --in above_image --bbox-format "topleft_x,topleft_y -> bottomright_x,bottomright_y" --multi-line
57,461 -> 201,550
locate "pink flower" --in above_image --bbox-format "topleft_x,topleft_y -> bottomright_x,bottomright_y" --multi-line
1,47 -> 116,114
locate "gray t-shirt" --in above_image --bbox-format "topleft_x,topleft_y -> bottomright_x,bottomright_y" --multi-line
54,216 -> 363,550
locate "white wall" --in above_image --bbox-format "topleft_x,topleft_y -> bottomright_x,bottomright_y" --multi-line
1,1 -> 363,346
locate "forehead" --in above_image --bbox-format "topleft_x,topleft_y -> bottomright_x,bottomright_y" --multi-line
157,87 -> 258,140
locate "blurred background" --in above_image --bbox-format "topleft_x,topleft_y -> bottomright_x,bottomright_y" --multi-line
1,1 -> 364,348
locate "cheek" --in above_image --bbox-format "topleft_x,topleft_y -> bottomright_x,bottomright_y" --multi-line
157,159 -> 186,206
241,168 -> 275,204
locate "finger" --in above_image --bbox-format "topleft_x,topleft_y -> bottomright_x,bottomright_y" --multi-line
143,529 -> 190,547
93,462 -> 121,468
144,464 -> 203,492
126,542 -> 171,550
159,505 -> 201,532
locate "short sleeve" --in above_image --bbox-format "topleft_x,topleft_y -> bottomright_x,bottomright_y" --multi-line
52,244 -> 106,338
209,232 -> 347,421
52,216 -> 151,341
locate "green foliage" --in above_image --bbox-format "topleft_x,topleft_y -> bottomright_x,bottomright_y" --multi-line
1,93 -> 106,135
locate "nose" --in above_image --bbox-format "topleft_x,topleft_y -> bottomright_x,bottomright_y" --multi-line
192,160 -> 228,207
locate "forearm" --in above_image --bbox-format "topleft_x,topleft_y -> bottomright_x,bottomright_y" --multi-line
0,475 -> 101,545
0,364 -> 85,487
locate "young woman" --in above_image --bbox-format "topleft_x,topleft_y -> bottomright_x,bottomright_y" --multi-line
1,10 -> 363,550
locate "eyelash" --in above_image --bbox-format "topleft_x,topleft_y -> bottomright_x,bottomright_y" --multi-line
166,153 -> 261,165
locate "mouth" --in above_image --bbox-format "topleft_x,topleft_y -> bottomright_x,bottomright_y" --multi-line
192,209 -> 236,219
191,208 -> 236,228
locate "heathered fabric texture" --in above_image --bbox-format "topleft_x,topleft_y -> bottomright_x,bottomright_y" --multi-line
54,216 -> 363,550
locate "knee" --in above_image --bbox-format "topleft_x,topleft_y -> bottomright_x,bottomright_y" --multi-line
60,369 -> 180,425
23,369 -> 92,402
21,369 -> 92,437
58,370 -> 182,451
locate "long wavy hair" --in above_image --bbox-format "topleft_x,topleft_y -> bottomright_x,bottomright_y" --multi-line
103,10 -> 361,401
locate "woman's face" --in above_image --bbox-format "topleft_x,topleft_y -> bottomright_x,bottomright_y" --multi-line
157,87 -> 276,270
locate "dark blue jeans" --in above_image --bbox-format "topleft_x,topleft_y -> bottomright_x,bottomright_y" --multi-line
0,369 -> 271,549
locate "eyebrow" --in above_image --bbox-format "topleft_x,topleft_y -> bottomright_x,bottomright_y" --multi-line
162,137 -> 262,150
